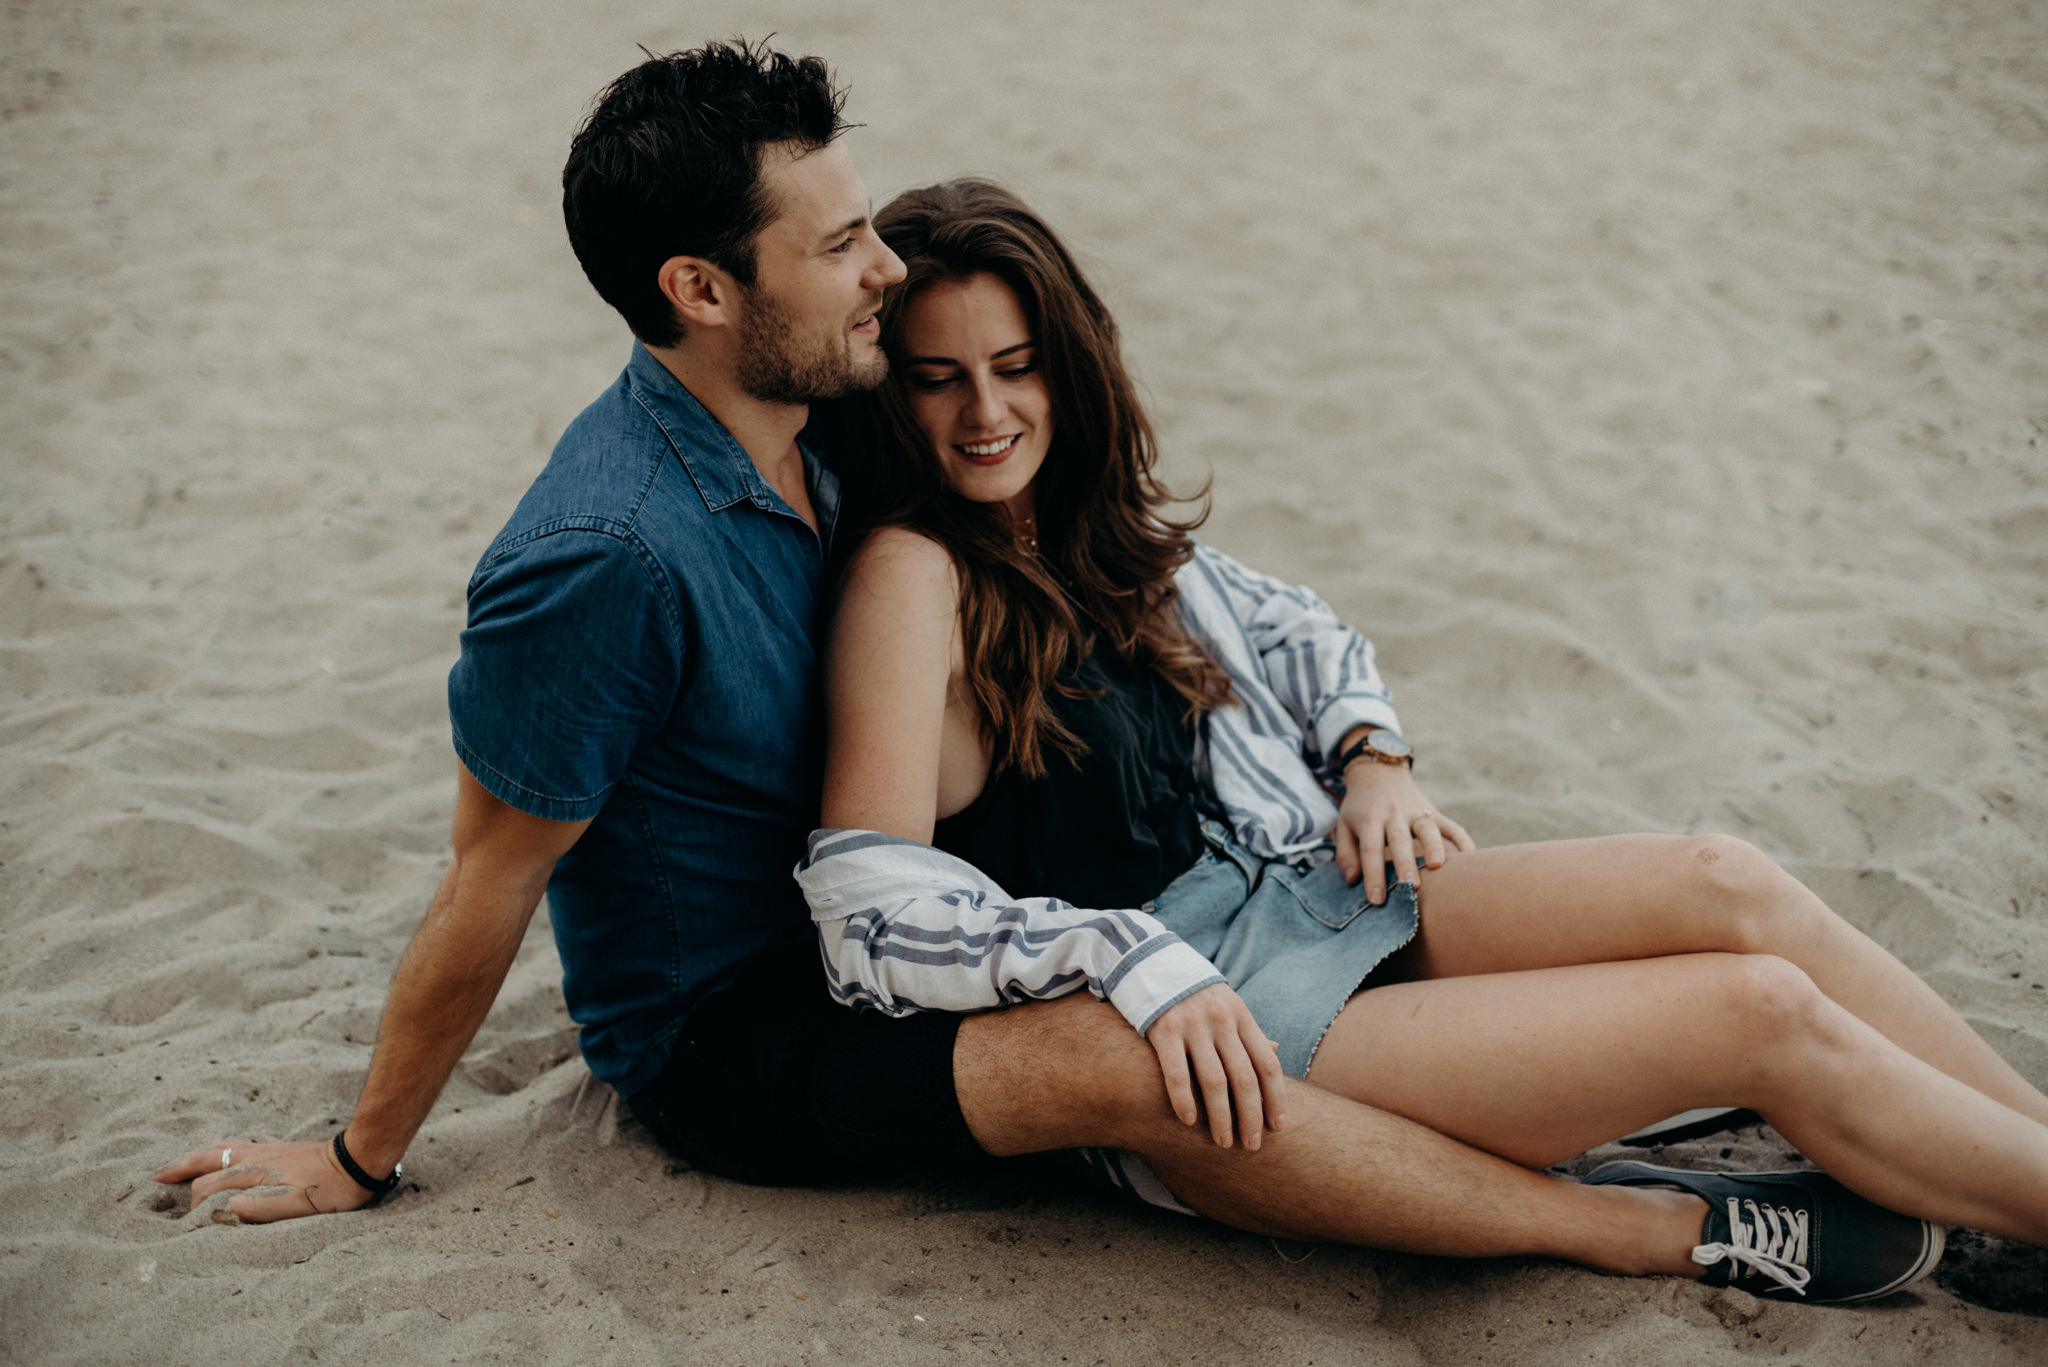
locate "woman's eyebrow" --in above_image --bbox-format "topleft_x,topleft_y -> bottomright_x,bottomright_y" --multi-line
903,340 -> 1037,367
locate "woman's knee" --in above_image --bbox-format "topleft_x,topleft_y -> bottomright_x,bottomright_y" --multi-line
1705,952 -> 1857,1087
1668,834 -> 1821,954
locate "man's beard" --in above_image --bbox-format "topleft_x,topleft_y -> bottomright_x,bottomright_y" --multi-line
733,284 -> 887,406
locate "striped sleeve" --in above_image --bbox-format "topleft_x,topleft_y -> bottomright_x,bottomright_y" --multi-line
1184,541 -> 1401,776
796,828 -> 1225,1037
1173,542 -> 1403,859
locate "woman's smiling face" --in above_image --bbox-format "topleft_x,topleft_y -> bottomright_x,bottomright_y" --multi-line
896,272 -> 1051,522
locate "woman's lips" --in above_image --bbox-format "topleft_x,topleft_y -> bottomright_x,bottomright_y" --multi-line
957,434 -> 1020,464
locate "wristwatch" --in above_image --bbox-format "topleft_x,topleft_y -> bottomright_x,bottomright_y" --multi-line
1338,728 -> 1412,771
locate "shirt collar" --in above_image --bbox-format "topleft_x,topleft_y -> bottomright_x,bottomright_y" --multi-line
625,342 -> 764,513
624,343 -> 842,543
808,445 -> 843,558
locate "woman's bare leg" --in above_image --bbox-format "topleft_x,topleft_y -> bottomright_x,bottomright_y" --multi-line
1307,951 -> 2048,1243
1389,834 -> 2048,1126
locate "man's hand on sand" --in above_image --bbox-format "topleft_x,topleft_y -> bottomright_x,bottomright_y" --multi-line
1145,982 -> 1288,1150
153,1135 -> 380,1222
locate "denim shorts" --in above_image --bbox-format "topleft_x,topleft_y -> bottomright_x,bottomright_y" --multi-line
1146,820 -> 1421,1079
1076,821 -> 1421,1216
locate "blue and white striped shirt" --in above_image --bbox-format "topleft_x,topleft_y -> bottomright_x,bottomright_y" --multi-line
799,540 -> 1402,1037
1175,540 -> 1402,861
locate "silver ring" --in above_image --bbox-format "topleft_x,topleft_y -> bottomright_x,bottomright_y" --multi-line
220,1148 -> 233,1170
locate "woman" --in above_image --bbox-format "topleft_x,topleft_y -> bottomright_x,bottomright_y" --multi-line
801,179 -> 2048,1296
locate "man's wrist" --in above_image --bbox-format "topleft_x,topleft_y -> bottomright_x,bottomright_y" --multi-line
332,1129 -> 404,1199
332,1119 -> 408,1183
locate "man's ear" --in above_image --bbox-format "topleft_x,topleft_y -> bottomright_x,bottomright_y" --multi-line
657,255 -> 737,332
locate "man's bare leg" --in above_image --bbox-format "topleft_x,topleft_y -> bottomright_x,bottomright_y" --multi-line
952,993 -> 1709,1277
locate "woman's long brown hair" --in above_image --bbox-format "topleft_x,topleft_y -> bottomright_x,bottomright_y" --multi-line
822,179 -> 1232,778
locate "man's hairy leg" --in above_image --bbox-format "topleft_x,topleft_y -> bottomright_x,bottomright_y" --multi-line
953,993 -> 1705,1277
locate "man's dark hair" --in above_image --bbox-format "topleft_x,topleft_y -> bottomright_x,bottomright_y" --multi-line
563,39 -> 849,347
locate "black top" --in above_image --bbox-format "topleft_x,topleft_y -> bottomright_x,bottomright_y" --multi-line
931,643 -> 1208,911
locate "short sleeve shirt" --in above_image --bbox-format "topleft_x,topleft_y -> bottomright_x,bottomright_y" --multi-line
448,343 -> 839,1095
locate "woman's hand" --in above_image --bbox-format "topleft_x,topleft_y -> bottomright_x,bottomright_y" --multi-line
1145,982 -> 1288,1149
1333,761 -> 1475,904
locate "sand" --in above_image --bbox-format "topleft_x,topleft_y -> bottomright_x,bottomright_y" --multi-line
2,0 -> 2045,1361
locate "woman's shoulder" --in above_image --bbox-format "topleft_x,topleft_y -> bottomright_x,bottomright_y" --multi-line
852,522 -> 955,567
839,524 -> 962,622
846,523 -> 958,587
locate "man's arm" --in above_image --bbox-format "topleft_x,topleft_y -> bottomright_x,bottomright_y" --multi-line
153,767 -> 588,1222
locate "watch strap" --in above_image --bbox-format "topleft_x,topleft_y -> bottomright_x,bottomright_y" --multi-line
1338,731 -> 1413,771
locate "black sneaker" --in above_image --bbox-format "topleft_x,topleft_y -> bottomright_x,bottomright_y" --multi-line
1584,1161 -> 1945,1303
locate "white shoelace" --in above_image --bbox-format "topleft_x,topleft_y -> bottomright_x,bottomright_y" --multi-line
1691,1197 -> 1813,1295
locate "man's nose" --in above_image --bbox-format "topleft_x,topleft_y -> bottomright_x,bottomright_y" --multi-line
868,239 -> 907,289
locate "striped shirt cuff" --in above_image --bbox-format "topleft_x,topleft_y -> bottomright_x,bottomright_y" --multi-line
1314,696 -> 1405,776
1110,936 -> 1230,1036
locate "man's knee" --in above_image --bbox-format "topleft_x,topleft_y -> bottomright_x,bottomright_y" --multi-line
953,995 -> 1170,1156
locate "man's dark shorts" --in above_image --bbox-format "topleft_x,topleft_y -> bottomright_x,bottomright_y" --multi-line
627,937 -> 983,1186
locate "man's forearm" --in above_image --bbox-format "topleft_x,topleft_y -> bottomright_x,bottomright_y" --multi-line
336,856 -> 548,1176
150,772 -> 586,1222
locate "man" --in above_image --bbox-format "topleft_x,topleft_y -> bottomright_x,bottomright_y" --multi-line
155,40 -> 1937,1303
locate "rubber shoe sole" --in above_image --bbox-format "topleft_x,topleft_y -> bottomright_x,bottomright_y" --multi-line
1585,1161 -> 1945,1304
1617,1107 -> 1760,1147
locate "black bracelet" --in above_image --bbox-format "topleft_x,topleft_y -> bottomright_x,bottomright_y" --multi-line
333,1129 -> 403,1201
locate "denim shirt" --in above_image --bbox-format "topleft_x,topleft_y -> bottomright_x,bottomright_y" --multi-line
448,343 -> 838,1096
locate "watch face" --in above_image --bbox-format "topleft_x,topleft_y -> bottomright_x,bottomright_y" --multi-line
1368,729 -> 1410,759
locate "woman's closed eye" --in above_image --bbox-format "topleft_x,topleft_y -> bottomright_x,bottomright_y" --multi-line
905,363 -> 1038,393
